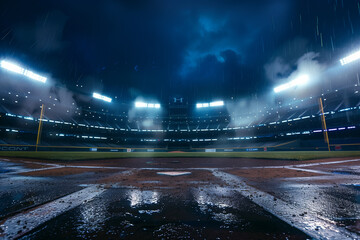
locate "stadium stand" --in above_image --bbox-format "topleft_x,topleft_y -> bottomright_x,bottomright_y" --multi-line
0,83 -> 359,151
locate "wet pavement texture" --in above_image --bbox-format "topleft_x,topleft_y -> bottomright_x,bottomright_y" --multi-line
0,157 -> 359,239
0,161 -> 82,219
19,188 -> 307,240
243,180 -> 360,234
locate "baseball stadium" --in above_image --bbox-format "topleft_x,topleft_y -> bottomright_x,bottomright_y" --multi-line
0,1 -> 359,239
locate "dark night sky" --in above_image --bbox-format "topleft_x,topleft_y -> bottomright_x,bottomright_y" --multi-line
0,0 -> 360,102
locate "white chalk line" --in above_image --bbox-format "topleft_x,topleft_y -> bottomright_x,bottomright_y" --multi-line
0,185 -> 105,239
212,170 -> 359,240
284,166 -> 331,175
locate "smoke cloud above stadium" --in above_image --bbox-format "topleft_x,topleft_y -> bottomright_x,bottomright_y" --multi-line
0,70 -> 78,119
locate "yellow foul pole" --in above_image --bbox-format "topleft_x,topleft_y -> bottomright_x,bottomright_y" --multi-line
36,104 -> 45,152
318,98 -> 330,151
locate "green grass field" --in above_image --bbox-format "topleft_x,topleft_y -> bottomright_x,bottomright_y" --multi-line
0,151 -> 360,161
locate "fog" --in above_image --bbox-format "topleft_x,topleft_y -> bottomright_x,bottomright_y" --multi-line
0,71 -> 78,120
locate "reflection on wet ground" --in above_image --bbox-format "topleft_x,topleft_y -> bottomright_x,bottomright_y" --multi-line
0,161 -> 82,219
0,157 -> 359,239
232,166 -> 360,237
20,188 -> 307,240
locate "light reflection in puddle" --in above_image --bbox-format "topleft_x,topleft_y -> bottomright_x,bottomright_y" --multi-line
16,187 -> 310,239
212,213 -> 239,225
194,186 -> 233,209
138,209 -> 161,214
273,181 -> 360,233
193,186 -> 241,225
127,189 -> 160,207
76,199 -> 107,236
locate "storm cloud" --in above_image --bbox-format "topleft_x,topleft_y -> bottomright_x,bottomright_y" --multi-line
0,0 -> 359,101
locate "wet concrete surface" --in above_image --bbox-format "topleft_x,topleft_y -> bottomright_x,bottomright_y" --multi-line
226,162 -> 360,237
243,180 -> 360,234
0,161 -> 82,220
0,157 -> 359,239
19,188 -> 307,240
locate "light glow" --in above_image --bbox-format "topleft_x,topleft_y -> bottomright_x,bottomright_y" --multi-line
23,70 -> 47,83
1,61 -> 24,74
196,101 -> 223,108
273,75 -> 309,93
92,92 -> 112,102
135,102 -> 147,108
1,60 -> 47,83
135,101 -> 161,108
196,103 -> 203,108
210,101 -> 224,107
340,50 -> 360,65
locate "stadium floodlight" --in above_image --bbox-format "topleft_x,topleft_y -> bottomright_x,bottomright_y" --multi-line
23,70 -> 47,83
273,75 -> 309,93
1,60 -> 24,74
196,103 -> 203,108
135,101 -> 161,108
92,92 -> 112,102
210,101 -> 224,107
197,101 -> 223,108
1,60 -> 47,83
196,103 -> 209,108
340,50 -> 360,65
135,101 -> 147,108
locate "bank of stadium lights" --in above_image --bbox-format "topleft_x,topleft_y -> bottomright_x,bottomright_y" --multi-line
196,100 -> 224,108
135,101 -> 160,109
210,101 -> 224,107
0,60 -> 47,83
273,75 -> 309,93
339,50 -> 360,65
92,92 -> 112,103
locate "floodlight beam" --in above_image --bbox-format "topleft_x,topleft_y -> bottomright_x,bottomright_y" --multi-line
135,101 -> 161,108
340,50 -> 360,65
196,101 -> 224,108
0,60 -> 47,83
93,92 -> 112,102
210,101 -> 224,107
135,102 -> 147,108
273,75 -> 309,93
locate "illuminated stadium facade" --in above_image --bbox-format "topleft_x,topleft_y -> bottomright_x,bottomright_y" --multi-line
0,77 -> 359,151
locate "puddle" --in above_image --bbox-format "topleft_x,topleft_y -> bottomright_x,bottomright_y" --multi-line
138,180 -> 162,184
332,170 -> 359,176
0,161 -> 25,175
0,168 -> 12,174
138,209 -> 161,214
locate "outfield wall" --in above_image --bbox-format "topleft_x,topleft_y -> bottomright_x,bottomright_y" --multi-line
1,141 -> 360,152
